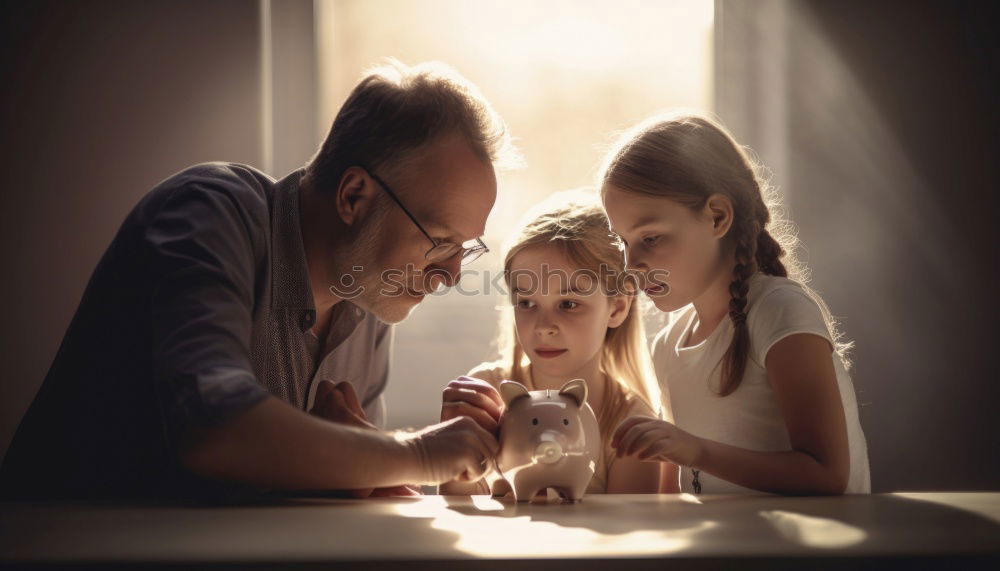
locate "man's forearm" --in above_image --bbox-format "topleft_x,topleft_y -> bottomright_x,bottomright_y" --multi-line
181,397 -> 423,490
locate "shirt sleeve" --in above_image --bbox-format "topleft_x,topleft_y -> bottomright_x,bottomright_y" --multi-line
749,284 -> 835,369
361,323 -> 393,430
144,182 -> 270,447
648,326 -> 675,422
625,393 -> 658,419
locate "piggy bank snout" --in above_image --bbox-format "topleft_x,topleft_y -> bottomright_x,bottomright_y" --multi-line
533,440 -> 564,464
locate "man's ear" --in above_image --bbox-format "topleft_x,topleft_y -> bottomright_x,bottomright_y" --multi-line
705,194 -> 734,239
336,167 -> 379,226
607,294 -> 631,329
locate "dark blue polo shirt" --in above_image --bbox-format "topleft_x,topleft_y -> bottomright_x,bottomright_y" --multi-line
1,163 -> 391,499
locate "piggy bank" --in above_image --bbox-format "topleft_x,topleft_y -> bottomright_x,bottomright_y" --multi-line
489,378 -> 601,502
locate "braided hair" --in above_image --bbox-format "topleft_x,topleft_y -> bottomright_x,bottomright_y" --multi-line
719,184 -> 788,394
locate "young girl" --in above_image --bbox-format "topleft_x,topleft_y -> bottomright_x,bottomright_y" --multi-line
439,192 -> 672,495
602,112 -> 870,495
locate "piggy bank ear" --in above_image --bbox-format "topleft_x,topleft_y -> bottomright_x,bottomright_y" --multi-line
499,380 -> 530,407
559,378 -> 588,406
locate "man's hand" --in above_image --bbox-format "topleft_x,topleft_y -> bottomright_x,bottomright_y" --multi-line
403,416 -> 500,485
612,415 -> 704,468
310,380 -> 415,497
440,376 -> 503,434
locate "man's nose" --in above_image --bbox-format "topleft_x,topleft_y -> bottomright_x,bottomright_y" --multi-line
427,255 -> 462,291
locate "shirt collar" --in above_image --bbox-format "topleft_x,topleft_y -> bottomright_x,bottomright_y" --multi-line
270,169 -> 368,332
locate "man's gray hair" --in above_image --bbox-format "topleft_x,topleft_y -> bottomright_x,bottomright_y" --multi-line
305,59 -> 520,192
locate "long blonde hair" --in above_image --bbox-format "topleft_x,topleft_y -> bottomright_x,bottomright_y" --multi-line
599,111 -> 853,396
496,191 -> 660,433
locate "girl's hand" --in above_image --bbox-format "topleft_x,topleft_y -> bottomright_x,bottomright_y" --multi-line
612,415 -> 703,468
440,376 -> 503,435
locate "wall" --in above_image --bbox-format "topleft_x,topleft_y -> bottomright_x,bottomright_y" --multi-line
0,0 -> 265,459
716,0 -> 999,491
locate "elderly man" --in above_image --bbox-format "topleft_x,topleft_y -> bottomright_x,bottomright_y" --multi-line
1,60 -> 515,499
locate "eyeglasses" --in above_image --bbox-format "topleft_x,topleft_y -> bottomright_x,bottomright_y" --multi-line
360,167 -> 489,266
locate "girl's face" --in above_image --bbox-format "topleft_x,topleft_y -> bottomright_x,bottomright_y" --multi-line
508,244 -> 628,379
602,185 -> 729,313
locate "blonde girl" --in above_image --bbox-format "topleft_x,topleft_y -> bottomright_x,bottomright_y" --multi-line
440,192 -> 674,494
603,112 -> 870,495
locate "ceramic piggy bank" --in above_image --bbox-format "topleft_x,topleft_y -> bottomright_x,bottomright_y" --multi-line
490,379 -> 601,502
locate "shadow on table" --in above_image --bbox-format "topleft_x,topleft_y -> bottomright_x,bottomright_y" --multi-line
437,492 -> 1000,558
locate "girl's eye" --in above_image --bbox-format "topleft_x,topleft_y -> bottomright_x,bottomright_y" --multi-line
643,235 -> 660,246
560,300 -> 580,310
515,299 -> 535,309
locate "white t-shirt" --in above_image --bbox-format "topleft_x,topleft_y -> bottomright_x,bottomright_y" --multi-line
651,272 -> 870,494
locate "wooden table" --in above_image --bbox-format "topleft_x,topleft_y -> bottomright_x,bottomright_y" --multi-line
2,493 -> 998,569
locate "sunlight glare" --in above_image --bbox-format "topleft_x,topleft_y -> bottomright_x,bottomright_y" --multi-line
759,510 -> 867,549
392,497 -> 716,557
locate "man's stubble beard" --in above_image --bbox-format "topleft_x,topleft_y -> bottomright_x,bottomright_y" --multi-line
337,206 -> 422,325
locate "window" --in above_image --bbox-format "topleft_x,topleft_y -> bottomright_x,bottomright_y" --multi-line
316,0 -> 714,429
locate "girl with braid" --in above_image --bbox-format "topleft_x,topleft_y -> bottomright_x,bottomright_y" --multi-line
601,113 -> 870,495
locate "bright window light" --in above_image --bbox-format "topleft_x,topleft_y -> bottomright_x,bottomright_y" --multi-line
316,0 -> 714,430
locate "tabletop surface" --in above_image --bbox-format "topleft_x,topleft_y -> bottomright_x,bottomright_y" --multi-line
2,492 -> 998,568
